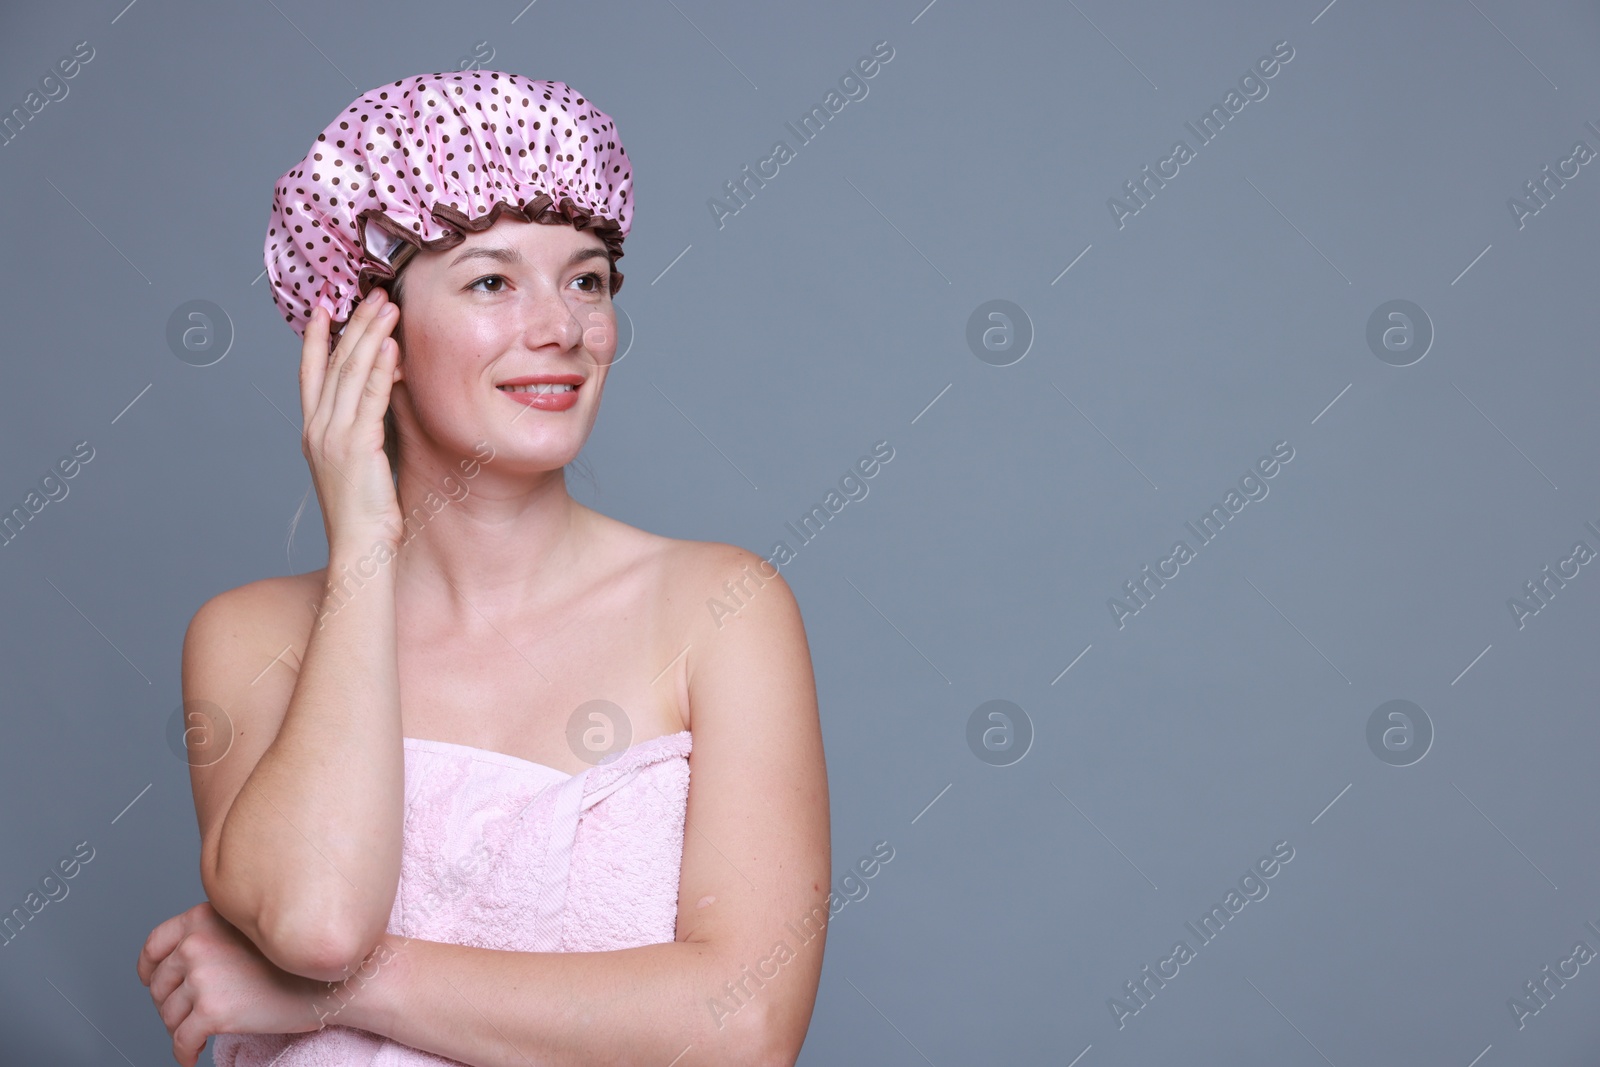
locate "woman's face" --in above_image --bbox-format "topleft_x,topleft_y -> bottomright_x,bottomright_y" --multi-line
388,216 -> 619,473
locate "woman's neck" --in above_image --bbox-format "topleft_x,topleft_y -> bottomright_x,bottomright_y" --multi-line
389,458 -> 596,626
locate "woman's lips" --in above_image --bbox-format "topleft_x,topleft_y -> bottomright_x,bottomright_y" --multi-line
498,385 -> 579,412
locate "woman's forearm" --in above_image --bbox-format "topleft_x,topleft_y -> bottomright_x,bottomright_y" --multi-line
336,932 -> 791,1067
209,542 -> 405,980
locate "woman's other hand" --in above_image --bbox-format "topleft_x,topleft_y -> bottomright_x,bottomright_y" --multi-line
136,901 -> 326,1066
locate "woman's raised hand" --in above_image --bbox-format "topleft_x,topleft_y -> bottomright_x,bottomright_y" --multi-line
298,290 -> 404,553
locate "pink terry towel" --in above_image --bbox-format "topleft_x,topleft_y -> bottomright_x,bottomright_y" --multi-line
211,729 -> 692,1066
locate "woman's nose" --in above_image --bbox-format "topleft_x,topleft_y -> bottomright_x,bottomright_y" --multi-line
519,290 -> 583,349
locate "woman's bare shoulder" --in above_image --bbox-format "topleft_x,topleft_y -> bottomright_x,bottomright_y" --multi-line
185,569 -> 326,650
656,538 -> 800,646
577,506 -> 756,580
600,515 -> 779,596
577,508 -> 794,634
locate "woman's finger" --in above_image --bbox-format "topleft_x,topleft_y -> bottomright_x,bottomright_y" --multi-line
351,336 -> 400,437
171,1012 -> 207,1067
309,291 -> 388,434
135,909 -> 193,987
329,299 -> 398,430
153,972 -> 195,1035
298,306 -> 332,426
145,939 -> 190,1005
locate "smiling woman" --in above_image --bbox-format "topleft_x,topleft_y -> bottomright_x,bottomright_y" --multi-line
136,71 -> 830,1067
378,238 -> 617,477
372,222 -> 616,493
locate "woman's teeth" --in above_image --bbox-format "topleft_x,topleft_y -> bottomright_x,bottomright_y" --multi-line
498,384 -> 575,393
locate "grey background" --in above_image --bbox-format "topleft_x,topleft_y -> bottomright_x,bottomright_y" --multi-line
1,0 -> 1596,1063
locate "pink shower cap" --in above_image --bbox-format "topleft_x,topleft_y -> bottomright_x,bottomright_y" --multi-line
264,71 -> 633,339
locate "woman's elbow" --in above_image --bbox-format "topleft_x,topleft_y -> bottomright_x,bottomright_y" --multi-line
255,901 -> 386,983
737,1003 -> 804,1067
201,876 -> 355,981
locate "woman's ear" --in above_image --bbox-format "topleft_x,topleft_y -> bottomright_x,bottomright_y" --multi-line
389,333 -> 405,382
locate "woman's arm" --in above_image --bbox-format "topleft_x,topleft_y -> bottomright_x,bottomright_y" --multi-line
330,935 -> 782,1066
192,297 -> 408,983
186,560 -> 405,983
325,545 -> 832,1066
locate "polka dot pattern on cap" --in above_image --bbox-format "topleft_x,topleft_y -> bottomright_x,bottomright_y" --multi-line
263,72 -> 632,339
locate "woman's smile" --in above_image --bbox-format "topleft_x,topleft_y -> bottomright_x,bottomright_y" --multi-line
495,373 -> 584,412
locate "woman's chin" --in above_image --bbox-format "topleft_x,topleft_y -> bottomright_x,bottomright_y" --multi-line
485,441 -> 587,473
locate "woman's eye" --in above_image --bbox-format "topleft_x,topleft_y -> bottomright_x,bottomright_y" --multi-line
468,272 -> 604,294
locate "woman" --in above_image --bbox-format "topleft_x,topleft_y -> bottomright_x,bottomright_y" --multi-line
135,72 -> 830,1066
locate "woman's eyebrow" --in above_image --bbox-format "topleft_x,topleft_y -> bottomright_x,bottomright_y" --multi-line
450,246 -> 522,269
449,246 -> 610,269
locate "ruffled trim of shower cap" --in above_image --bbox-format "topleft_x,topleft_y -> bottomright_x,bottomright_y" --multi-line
352,191 -> 626,308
